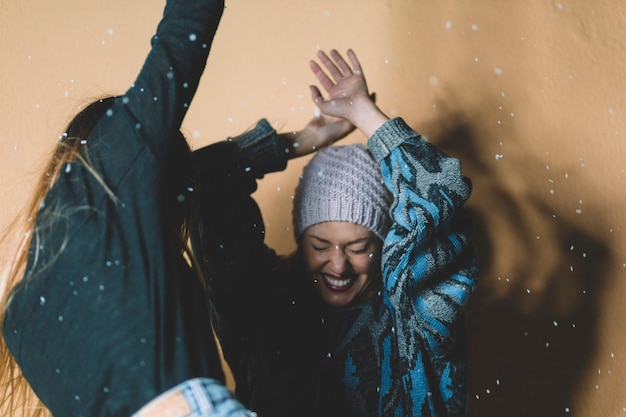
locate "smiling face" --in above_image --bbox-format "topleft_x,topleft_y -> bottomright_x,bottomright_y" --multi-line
301,221 -> 383,308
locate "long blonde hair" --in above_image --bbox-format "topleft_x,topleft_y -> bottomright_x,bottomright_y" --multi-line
0,95 -> 204,415
0,97 -> 117,416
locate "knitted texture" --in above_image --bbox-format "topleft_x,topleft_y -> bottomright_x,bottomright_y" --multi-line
292,144 -> 391,240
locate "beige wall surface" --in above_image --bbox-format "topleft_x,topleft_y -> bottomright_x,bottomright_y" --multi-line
2,1 -> 625,416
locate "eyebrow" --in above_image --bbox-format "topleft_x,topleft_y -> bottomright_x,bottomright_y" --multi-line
308,235 -> 371,246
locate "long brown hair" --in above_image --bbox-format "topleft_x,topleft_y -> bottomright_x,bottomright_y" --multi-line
0,97 -> 117,416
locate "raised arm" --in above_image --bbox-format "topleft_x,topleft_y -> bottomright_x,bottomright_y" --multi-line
130,0 -> 223,141
83,0 -> 225,196
308,49 -> 388,138
369,120 -> 478,354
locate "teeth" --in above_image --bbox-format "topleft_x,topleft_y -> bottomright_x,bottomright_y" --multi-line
324,275 -> 352,287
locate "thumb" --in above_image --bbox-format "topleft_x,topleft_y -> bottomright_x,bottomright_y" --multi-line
309,85 -> 324,104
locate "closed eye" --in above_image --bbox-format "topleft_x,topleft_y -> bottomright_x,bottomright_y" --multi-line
347,244 -> 369,255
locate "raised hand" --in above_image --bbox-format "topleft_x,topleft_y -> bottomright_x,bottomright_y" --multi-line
309,49 -> 388,138
281,108 -> 355,159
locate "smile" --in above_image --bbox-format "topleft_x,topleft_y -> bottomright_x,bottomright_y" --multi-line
322,274 -> 357,292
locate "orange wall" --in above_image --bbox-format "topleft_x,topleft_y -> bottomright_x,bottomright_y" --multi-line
2,1 -> 625,416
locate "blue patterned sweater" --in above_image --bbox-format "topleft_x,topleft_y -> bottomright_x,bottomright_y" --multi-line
366,118 -> 478,416
193,117 -> 478,417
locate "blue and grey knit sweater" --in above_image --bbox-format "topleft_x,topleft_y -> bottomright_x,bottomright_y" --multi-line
193,117 -> 478,417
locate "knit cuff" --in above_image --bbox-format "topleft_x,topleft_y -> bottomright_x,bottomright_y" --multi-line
231,119 -> 288,176
368,117 -> 421,162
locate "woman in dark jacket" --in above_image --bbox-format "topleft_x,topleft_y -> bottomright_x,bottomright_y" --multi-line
0,1 -> 254,416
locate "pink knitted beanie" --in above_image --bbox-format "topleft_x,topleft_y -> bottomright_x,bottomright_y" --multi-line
293,144 -> 392,240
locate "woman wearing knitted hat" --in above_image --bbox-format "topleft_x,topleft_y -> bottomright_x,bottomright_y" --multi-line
192,49 -> 478,416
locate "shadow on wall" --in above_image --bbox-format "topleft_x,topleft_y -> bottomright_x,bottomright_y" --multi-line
420,112 -> 610,416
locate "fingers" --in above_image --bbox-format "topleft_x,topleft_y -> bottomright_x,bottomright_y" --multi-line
309,60 -> 336,94
309,85 -> 324,104
309,85 -> 337,117
346,49 -> 363,75
310,49 -> 360,90
317,50 -> 347,83
329,50 -> 353,78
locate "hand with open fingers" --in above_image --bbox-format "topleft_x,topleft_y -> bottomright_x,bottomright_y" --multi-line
303,106 -> 355,146
309,49 -> 388,138
309,49 -> 372,120
281,106 -> 356,159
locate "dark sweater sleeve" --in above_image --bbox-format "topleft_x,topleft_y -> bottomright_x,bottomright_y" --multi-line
88,0 -> 224,194
192,120 -> 287,358
368,117 -> 479,357
124,0 -> 223,155
2,2 -> 227,416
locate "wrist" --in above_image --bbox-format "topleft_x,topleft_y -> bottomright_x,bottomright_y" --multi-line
280,130 -> 315,159
350,102 -> 388,138
279,131 -> 299,159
